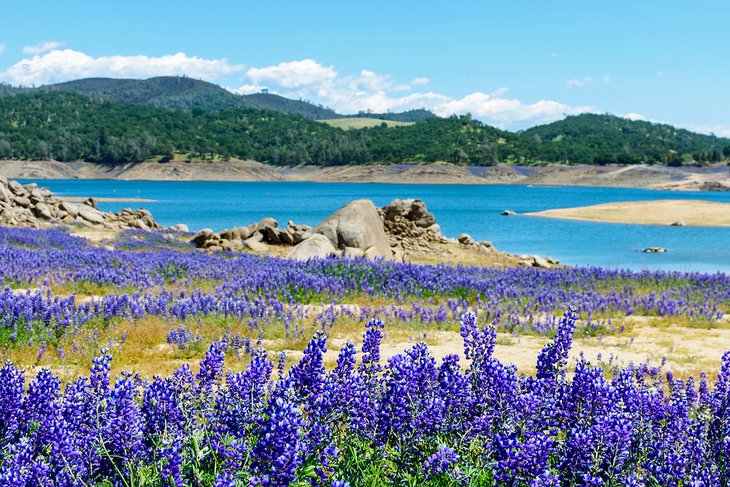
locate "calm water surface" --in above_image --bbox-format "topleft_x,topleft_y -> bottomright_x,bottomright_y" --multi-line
20,179 -> 730,273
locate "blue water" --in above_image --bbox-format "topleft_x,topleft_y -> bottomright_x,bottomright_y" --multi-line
19,179 -> 730,273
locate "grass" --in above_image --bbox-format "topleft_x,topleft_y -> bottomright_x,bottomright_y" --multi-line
320,118 -> 414,130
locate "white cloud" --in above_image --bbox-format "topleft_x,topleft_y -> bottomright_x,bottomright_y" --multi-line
566,77 -> 593,89
681,124 -> 730,138
22,41 -> 63,55
246,59 -> 336,89
0,49 -> 244,86
233,59 -> 588,129
601,75 -> 612,85
0,44 -> 5,55
624,112 -> 647,121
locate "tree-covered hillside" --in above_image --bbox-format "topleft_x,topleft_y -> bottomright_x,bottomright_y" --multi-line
523,114 -> 729,165
0,91 -> 727,166
39,76 -> 251,112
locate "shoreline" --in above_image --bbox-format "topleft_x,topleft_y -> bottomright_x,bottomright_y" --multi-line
1,159 -> 729,191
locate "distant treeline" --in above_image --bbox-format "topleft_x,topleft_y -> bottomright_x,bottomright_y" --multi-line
0,91 -> 728,166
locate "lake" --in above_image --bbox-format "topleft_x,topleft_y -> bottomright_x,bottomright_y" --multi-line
19,179 -> 730,273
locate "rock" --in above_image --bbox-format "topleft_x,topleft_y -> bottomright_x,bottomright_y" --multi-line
278,229 -> 295,245
478,244 -> 495,255
78,208 -> 105,225
7,181 -> 25,195
60,201 -> 80,217
304,199 -> 392,259
670,221 -> 686,227
392,247 -> 405,262
501,210 -> 517,216
700,181 -> 730,192
235,226 -> 251,240
222,239 -> 244,251
343,247 -> 365,259
33,203 -> 52,220
426,223 -> 441,238
643,247 -> 668,253
0,184 -> 12,203
458,233 -> 476,245
14,196 -> 31,208
248,217 -> 278,234
132,219 -> 150,230
260,225 -> 281,244
190,229 -> 214,247
546,256 -> 559,265
287,233 -> 337,260
84,197 -> 97,208
219,228 -> 237,241
243,236 -> 268,252
532,255 -> 552,269
171,223 -> 189,232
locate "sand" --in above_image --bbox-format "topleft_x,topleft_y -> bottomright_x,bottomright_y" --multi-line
526,199 -> 730,227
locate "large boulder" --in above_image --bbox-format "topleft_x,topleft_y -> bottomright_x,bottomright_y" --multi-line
303,199 -> 392,259
287,233 -> 337,260
190,228 -> 214,247
78,208 -> 105,225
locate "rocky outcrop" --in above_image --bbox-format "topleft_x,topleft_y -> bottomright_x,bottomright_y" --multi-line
289,200 -> 393,260
0,177 -> 161,230
700,181 -> 730,192
379,199 -> 443,256
188,197 -> 560,268
190,218 -> 312,252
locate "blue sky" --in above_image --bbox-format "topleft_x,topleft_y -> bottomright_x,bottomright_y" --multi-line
0,1 -> 728,133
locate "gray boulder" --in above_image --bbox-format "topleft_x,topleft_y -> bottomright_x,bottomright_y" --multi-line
223,239 -> 244,251
305,199 -> 392,259
287,233 -> 337,260
33,202 -> 52,220
243,235 -> 268,252
501,210 -> 517,216
78,208 -> 105,225
60,201 -> 80,217
458,233 -> 476,245
14,196 -> 31,208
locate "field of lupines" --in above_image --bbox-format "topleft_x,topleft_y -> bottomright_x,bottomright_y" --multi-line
1,225 -> 730,485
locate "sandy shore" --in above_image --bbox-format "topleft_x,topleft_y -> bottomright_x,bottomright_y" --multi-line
526,199 -> 730,226
1,159 -> 729,191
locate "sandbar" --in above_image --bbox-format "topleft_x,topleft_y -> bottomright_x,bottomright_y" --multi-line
526,199 -> 730,227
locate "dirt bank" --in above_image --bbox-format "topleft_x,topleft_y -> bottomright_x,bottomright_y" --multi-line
526,199 -> 730,226
1,159 -> 729,190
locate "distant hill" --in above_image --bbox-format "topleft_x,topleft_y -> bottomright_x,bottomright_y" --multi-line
0,87 -> 727,167
6,76 -> 434,121
523,113 -> 729,165
245,92 -> 340,120
37,76 -> 251,112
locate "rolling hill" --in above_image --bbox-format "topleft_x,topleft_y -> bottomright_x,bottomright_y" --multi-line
523,114 -> 729,165
0,81 -> 727,167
